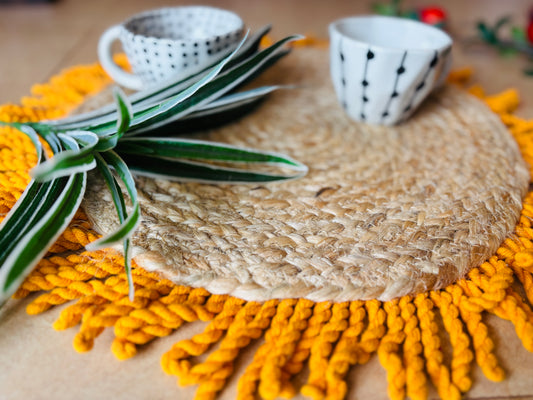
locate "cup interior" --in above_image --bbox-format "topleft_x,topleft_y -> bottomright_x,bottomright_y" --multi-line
124,6 -> 243,41
331,15 -> 451,51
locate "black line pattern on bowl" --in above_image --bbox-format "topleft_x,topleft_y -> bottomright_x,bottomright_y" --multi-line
402,50 -> 439,117
339,38 -> 347,110
381,50 -> 407,123
360,48 -> 375,121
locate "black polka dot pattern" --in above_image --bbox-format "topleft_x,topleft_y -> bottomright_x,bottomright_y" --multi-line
121,6 -> 243,86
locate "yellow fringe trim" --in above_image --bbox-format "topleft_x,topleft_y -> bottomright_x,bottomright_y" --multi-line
2,60 -> 533,400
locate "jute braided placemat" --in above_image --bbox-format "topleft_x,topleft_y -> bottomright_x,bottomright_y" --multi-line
83,48 -> 529,302
4,46 -> 533,400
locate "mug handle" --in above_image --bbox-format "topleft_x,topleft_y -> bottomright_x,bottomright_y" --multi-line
97,25 -> 144,90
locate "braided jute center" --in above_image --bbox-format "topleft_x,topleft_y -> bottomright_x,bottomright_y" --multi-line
83,48 -> 529,302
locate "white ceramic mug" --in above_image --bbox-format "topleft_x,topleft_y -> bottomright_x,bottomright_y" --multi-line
329,15 -> 452,125
98,6 -> 244,90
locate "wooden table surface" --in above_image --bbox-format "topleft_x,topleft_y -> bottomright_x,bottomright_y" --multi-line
1,1 -> 533,400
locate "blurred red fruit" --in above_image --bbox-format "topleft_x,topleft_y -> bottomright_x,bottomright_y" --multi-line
420,6 -> 447,26
527,20 -> 533,43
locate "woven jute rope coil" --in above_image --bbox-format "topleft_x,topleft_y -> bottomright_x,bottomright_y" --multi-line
83,48 -> 529,302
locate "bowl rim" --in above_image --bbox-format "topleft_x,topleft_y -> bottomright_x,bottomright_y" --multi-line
329,14 -> 452,54
121,6 -> 245,45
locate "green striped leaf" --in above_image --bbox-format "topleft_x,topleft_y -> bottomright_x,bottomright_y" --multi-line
94,153 -> 134,299
143,85 -> 285,134
0,125 -> 55,261
17,124 -> 43,158
117,137 -> 305,167
30,131 -> 98,181
126,35 -> 302,135
94,88 -> 134,152
0,133 -> 82,268
86,150 -> 140,251
122,154 -> 307,184
0,171 -> 86,305
188,85 -> 284,113
114,87 -> 133,136
95,154 -> 126,221
0,180 -> 62,263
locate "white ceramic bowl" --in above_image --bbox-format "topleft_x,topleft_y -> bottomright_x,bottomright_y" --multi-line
98,6 -> 244,90
329,15 -> 453,125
